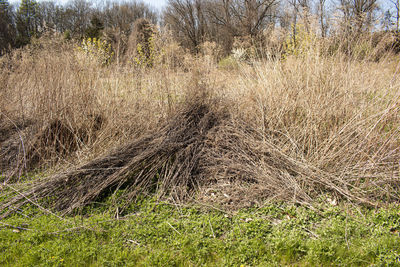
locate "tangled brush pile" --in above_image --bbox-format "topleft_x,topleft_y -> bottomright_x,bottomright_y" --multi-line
0,115 -> 104,182
4,89 -> 397,218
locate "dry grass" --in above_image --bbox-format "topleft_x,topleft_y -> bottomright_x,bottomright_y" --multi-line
1,34 -> 400,215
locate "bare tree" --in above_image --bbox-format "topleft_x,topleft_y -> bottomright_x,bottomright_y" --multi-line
37,1 -> 57,31
390,0 -> 399,31
103,1 -> 157,35
338,0 -> 379,33
206,0 -> 278,37
164,0 -> 208,52
287,0 -> 311,44
317,0 -> 328,37
67,0 -> 91,37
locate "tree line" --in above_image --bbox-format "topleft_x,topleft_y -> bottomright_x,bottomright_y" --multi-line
0,0 -> 398,56
0,0 -> 158,55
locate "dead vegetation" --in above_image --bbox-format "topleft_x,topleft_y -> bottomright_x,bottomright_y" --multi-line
0,115 -> 104,182
1,91 -> 225,215
2,88 -> 399,216
1,34 -> 400,217
0,91 -> 358,216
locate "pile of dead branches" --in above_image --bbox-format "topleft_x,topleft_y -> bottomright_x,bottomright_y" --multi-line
4,91 -> 397,218
0,115 -> 103,182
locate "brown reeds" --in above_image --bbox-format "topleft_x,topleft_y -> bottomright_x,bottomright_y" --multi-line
0,91 -> 365,216
1,32 -> 400,217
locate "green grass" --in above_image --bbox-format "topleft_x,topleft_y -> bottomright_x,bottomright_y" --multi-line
1,198 -> 400,266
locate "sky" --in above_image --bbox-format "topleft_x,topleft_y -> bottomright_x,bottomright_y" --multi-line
9,0 -> 168,10
145,0 -> 167,10
7,0 -> 393,13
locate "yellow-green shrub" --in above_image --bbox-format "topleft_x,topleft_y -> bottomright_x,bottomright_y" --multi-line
134,35 -> 156,68
284,23 -> 318,59
78,37 -> 114,66
129,19 -> 157,68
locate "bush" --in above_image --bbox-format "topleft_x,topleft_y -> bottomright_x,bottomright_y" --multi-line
78,37 -> 114,66
284,23 -> 318,59
129,18 -> 156,68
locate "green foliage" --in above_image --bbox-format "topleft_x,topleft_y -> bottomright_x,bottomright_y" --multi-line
0,0 -> 16,54
78,37 -> 114,66
85,14 -> 104,40
63,30 -> 71,41
16,0 -> 39,47
1,199 -> 400,266
0,0 -> 10,12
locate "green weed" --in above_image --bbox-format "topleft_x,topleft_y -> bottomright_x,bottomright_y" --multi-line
1,199 -> 399,266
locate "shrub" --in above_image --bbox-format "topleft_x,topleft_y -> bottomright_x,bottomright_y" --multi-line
284,23 -> 318,59
129,18 -> 156,68
78,37 -> 114,66
63,30 -> 71,41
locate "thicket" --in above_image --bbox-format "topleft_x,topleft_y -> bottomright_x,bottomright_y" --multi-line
1,0 -> 400,216
2,0 -> 400,58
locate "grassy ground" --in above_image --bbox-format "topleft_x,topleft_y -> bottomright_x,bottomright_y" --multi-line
1,198 -> 400,266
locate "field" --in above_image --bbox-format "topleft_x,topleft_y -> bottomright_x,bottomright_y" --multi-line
1,33 -> 400,265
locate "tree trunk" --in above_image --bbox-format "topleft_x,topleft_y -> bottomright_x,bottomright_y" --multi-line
397,0 -> 399,32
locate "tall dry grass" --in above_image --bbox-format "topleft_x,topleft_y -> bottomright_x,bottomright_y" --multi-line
1,32 -> 400,214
